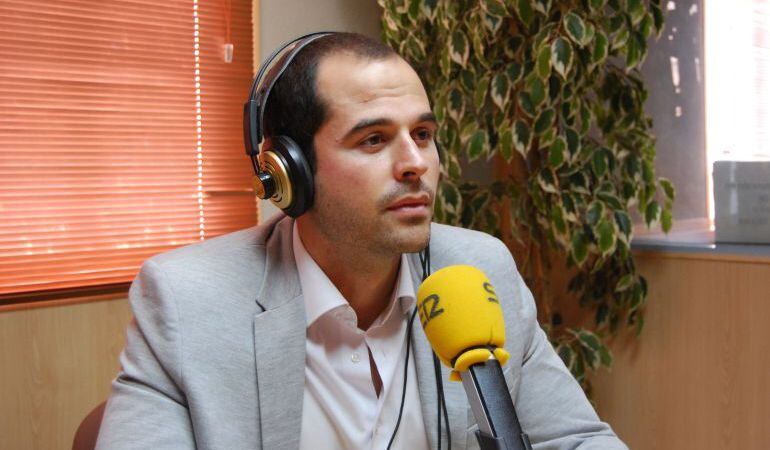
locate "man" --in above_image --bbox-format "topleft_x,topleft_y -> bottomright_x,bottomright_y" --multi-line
97,33 -> 626,449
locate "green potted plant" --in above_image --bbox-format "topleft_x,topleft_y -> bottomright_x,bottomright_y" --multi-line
379,0 -> 673,394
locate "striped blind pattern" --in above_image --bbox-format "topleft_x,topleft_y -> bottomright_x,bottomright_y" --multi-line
0,0 -> 256,297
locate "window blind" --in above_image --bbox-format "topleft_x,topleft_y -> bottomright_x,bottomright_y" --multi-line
0,0 -> 256,297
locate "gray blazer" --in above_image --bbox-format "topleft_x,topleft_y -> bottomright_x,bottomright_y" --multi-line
96,214 -> 626,450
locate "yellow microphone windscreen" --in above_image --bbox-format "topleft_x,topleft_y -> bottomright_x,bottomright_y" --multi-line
416,265 -> 509,380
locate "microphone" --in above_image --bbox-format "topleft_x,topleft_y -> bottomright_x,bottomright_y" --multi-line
416,265 -> 532,450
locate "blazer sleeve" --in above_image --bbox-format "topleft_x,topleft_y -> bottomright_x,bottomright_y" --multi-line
497,244 -> 628,450
96,259 -> 196,450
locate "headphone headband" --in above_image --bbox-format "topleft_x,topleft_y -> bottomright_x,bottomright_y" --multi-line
244,31 -> 333,156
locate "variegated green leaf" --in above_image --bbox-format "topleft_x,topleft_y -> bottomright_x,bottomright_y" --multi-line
539,128 -> 556,147
504,36 -> 524,59
612,26 -> 629,51
536,44 -> 552,79
571,231 -> 589,265
467,129 -> 488,161
626,33 -> 642,69
564,12 -> 587,46
450,30 -> 470,67
551,37 -> 573,79
512,0 -> 533,27
518,91 -> 535,117
491,71 -> 510,111
644,201 -> 661,227
640,13 -> 654,39
659,177 -> 675,202
526,76 -> 547,106
483,0 -> 507,17
661,208 -> 673,233
406,0 -> 421,22
615,274 -> 634,292
402,33 -> 426,61
382,10 -> 400,34
584,21 -> 595,45
441,181 -> 461,213
460,120 -> 477,144
628,0 -> 646,25
439,45 -> 451,77
474,76 -> 490,111
499,127 -> 514,162
421,0 -> 439,22
564,128 -> 580,158
597,219 -> 616,254
512,120 -> 532,157
592,30 -> 609,65
472,30 -> 489,67
506,61 -> 523,83
615,210 -> 632,237
586,200 -> 605,226
534,108 -> 555,135
484,13 -> 504,33
551,203 -> 567,235
533,0 -> 552,15
460,68 -> 476,93
538,169 -> 559,194
548,136 -> 566,168
592,149 -> 608,178
589,0 -> 606,10
447,87 -> 465,124
652,4 -> 665,37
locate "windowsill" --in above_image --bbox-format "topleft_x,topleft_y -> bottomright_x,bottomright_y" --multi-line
0,283 -> 130,313
631,218 -> 770,262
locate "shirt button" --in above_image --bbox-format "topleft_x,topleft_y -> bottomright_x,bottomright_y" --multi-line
351,352 -> 361,363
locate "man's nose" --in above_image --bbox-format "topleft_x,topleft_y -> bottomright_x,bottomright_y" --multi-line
393,133 -> 429,182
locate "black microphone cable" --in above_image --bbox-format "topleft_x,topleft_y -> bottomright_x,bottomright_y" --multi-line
387,243 -> 452,450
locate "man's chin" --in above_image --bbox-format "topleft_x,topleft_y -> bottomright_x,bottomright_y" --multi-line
383,221 -> 431,254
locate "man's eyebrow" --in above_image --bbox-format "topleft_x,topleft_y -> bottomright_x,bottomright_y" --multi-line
417,112 -> 438,125
342,112 -> 438,141
343,117 -> 393,141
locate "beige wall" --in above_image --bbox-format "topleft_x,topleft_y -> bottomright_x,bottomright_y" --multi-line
0,299 -> 132,450
593,252 -> 770,449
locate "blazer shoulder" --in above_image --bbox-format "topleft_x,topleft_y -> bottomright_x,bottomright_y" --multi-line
429,222 -> 511,265
135,216 -> 289,308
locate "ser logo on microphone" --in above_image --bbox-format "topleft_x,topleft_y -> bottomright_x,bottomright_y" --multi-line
418,293 -> 444,327
483,281 -> 499,303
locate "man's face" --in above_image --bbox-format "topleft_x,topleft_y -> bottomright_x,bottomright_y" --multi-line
300,52 -> 440,257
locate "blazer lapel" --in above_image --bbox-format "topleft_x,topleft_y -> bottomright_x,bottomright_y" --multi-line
408,254 -> 468,449
253,217 -> 306,450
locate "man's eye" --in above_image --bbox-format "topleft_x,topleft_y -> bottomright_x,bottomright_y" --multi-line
361,135 -> 384,147
414,128 -> 434,142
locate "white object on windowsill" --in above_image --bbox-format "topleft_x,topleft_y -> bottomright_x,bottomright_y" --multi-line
713,160 -> 770,244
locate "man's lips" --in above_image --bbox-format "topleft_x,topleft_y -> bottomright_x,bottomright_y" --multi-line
385,193 -> 431,211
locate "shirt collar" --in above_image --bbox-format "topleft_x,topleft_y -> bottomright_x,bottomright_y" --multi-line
292,222 -> 416,329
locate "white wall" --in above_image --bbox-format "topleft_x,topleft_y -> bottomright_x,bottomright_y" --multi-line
257,0 -> 382,223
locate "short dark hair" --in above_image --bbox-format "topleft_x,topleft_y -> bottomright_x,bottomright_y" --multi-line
262,32 -> 398,172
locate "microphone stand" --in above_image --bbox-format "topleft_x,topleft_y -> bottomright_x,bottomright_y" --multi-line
460,358 -> 533,450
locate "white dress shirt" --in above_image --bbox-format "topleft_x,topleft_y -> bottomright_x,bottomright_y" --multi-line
293,224 -> 431,450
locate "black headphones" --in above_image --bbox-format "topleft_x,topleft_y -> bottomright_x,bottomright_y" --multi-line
243,31 -> 334,218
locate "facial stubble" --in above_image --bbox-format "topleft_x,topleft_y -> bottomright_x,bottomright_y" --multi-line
309,180 -> 435,258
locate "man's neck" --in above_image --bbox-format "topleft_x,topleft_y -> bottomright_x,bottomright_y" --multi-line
296,220 -> 401,331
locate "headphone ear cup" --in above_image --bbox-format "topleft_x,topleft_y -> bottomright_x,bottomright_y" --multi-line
271,135 -> 314,217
